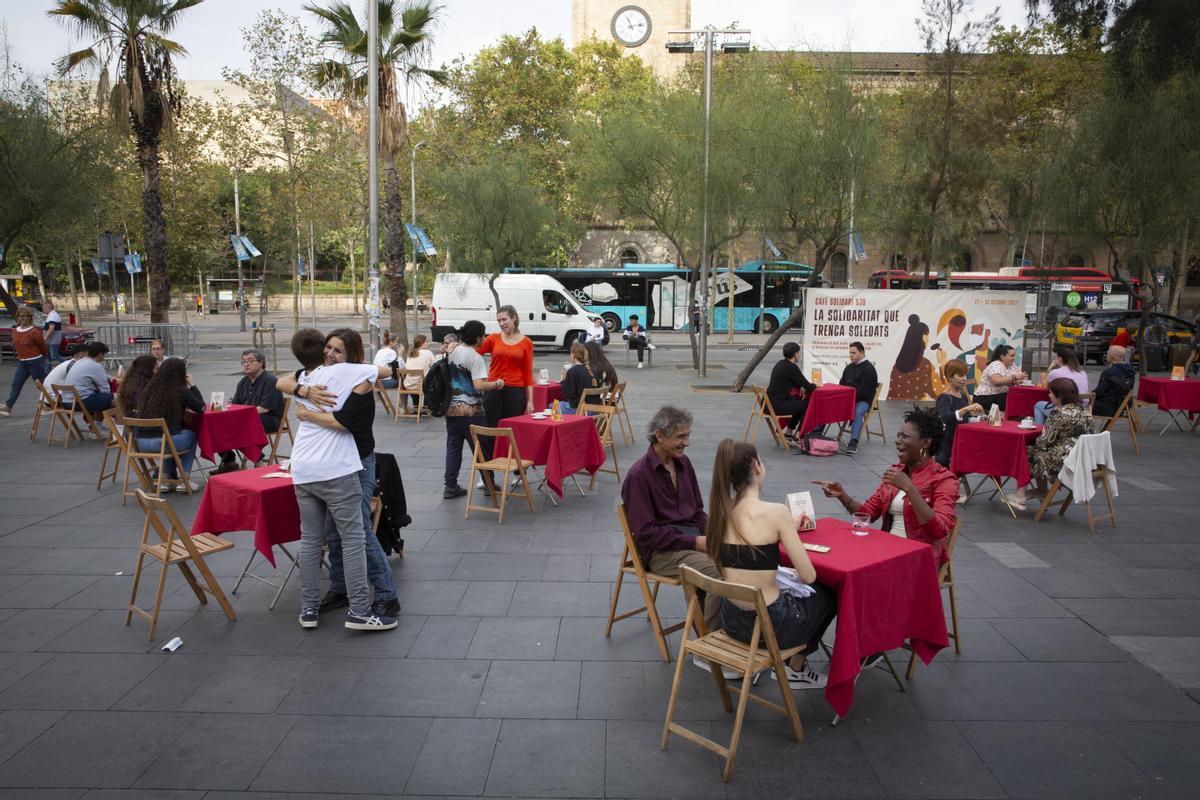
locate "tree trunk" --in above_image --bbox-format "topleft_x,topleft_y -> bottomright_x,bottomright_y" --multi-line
289,176 -> 300,328
1169,219 -> 1190,316
65,248 -> 80,319
349,237 -> 359,314
383,163 -> 409,345
137,139 -> 171,323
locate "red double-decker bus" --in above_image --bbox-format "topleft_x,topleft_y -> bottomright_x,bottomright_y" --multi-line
867,267 -> 1141,312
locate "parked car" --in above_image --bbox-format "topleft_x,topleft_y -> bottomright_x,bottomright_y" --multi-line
0,306 -> 95,358
1056,309 -> 1194,364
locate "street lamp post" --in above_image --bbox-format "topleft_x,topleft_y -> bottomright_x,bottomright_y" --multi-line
233,172 -> 247,332
666,26 -> 750,378
410,140 -> 426,339
367,0 -> 380,355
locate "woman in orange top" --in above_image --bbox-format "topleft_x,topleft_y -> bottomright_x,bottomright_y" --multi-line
476,304 -> 535,426
1,306 -> 50,417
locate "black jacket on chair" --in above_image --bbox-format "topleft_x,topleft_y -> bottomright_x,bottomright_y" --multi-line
374,452 -> 411,555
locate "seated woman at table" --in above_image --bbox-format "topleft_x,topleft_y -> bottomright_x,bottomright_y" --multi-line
1034,346 -> 1088,423
559,342 -> 595,414
585,340 -> 619,398
135,358 -> 205,491
935,360 -> 983,504
706,438 -> 836,689
815,407 -> 958,565
115,355 -> 158,419
404,335 -> 437,394
1010,378 -> 1094,511
373,331 -> 404,389
974,344 -> 1027,413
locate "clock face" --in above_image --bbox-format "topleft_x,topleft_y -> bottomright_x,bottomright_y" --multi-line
611,5 -> 652,48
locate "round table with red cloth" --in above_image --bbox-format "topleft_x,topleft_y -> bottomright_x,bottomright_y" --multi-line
190,464 -> 300,566
531,381 -> 563,410
779,517 -> 949,717
1137,376 -> 1169,405
1139,376 -> 1200,412
190,404 -> 269,463
496,414 -> 606,497
950,420 -> 1042,486
1005,384 -> 1050,420
790,384 -> 857,436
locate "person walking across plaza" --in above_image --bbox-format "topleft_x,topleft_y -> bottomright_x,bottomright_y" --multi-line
839,341 -> 878,454
442,321 -> 505,499
42,300 -> 63,364
0,306 -> 49,417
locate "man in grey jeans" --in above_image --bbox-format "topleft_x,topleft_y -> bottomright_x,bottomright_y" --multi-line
284,329 -> 396,631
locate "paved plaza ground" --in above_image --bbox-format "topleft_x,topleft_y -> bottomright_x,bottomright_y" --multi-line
1,314 -> 1199,799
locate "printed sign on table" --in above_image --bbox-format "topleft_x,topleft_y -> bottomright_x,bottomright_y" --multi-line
802,289 -> 1027,401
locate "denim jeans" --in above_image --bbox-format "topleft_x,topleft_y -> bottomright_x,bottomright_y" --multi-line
380,377 -> 398,389
296,472 -> 371,615
47,341 -> 62,363
82,392 -> 113,415
5,356 -> 48,407
445,411 -> 487,488
324,453 -> 397,604
850,400 -> 871,441
1032,400 -> 1055,425
137,429 -> 197,478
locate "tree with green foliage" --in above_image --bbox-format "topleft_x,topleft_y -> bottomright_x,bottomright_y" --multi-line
307,0 -> 445,345
49,0 -> 204,322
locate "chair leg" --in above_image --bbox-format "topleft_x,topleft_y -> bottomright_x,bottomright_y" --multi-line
1033,482 -> 1061,522
1103,479 -> 1117,528
519,468 -> 536,513
189,554 -> 238,622
604,560 -> 627,638
660,629 -> 691,750
636,572 -> 672,663
147,558 -> 171,640
177,562 -> 208,604
125,550 -> 149,626
880,652 -> 906,693
773,650 -> 805,743
722,670 -> 756,782
905,650 -> 919,680
947,580 -> 962,654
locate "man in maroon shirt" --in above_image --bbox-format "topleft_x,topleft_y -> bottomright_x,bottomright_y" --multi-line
621,406 -> 723,638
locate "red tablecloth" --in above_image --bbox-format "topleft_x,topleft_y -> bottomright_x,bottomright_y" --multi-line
496,414 -> 606,497
531,381 -> 563,410
191,465 -> 300,566
108,378 -> 119,394
1006,385 -> 1049,419
1137,376 -> 1169,405
779,518 -> 949,716
791,384 -> 857,436
191,404 -> 268,463
950,420 -> 1042,486
1156,379 -> 1200,414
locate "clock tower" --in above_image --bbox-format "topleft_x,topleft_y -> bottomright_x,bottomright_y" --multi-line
572,0 -> 691,81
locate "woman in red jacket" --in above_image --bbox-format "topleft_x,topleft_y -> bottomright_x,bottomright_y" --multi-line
0,306 -> 49,417
814,406 -> 958,565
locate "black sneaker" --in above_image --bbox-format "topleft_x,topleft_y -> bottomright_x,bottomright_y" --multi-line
345,609 -> 398,631
319,591 -> 348,614
298,608 -> 319,629
846,440 -> 859,455
443,484 -> 467,499
373,597 -> 401,618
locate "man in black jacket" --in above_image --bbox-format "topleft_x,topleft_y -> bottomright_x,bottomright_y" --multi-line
839,341 -> 879,455
767,342 -> 815,439
1093,345 -> 1137,417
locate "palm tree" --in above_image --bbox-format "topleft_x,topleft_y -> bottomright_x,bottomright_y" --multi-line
306,0 -> 444,344
48,0 -> 203,324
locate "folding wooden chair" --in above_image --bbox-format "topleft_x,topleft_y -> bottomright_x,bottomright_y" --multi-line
396,369 -> 425,421
127,490 -> 237,640
97,408 -> 128,490
1094,389 -> 1139,455
579,386 -> 608,407
742,385 -> 789,450
47,383 -> 104,448
838,384 -> 885,443
610,381 -> 635,445
906,519 -> 961,679
123,417 -> 196,498
30,379 -> 56,443
662,566 -> 806,783
1033,433 -> 1117,534
605,505 -> 685,662
264,396 -> 293,465
465,425 -> 536,523
373,380 -> 396,417
580,399 -> 620,489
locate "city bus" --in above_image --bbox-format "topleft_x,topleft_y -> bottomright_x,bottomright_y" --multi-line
867,266 -> 1142,314
506,261 -> 816,333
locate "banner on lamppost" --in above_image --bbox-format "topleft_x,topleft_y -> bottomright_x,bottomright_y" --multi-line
851,232 -> 867,262
241,236 -> 261,258
404,224 -> 438,257
297,257 -> 306,277
802,289 -> 1027,400
764,237 -> 782,258
367,271 -> 381,330
231,235 -> 251,262
91,258 -> 110,276
124,253 -> 143,273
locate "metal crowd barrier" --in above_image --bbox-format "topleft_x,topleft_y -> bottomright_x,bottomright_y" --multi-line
93,323 -> 193,365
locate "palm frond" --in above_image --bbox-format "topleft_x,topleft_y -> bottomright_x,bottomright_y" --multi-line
404,65 -> 447,86
143,32 -> 188,57
54,46 -> 99,75
305,1 -> 363,45
157,0 -> 206,35
47,0 -> 111,40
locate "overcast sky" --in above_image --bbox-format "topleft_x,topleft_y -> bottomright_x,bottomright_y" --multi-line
4,0 -> 1032,82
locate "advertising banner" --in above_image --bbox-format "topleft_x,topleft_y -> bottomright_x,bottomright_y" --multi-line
802,289 -> 1027,400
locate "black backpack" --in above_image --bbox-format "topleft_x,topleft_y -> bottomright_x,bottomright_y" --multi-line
422,358 -> 453,417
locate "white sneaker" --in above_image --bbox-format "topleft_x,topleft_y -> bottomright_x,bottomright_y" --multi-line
692,656 -> 741,681
647,344 -> 656,350
637,362 -> 644,369
175,480 -> 200,493
771,664 -> 828,689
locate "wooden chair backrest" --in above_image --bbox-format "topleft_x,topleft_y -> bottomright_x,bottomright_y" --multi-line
871,383 -> 883,409
679,565 -> 780,653
51,382 -> 86,411
34,379 -> 56,407
1098,389 -> 1133,430
943,518 -> 962,564
135,489 -> 200,557
122,417 -> 180,460
398,368 -> 424,394
615,503 -> 644,567
468,424 -> 523,464
579,400 -> 615,439
580,386 -> 607,406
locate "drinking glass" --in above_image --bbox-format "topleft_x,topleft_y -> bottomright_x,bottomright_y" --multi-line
851,512 -> 871,536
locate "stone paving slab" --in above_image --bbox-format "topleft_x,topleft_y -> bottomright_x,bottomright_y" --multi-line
2,344 -> 1198,798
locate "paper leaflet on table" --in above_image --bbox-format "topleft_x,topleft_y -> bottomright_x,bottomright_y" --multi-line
787,491 -> 817,531
208,391 -> 226,411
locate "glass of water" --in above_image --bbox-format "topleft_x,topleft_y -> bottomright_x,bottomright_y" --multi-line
851,512 -> 871,536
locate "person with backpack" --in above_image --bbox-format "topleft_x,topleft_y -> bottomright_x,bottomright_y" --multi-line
442,321 -> 505,499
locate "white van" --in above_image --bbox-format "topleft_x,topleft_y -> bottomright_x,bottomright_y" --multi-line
431,272 -> 602,349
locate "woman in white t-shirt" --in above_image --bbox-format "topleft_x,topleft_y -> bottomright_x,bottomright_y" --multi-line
403,335 -> 436,391
974,344 -> 1027,413
373,332 -> 404,389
